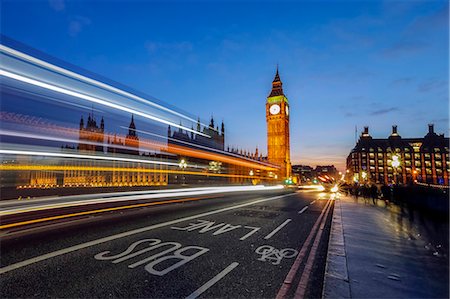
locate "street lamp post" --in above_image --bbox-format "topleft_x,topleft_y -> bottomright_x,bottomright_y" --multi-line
391,154 -> 400,185
179,159 -> 187,185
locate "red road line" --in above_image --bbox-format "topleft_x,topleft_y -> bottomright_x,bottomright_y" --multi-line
275,199 -> 331,299
294,200 -> 333,298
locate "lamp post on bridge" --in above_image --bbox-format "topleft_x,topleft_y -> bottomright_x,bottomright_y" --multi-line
391,154 -> 401,185
179,159 -> 187,185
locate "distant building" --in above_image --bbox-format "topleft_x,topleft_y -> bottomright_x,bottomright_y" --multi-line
346,125 -> 449,186
78,113 -> 104,152
315,165 -> 338,179
168,117 -> 224,151
292,165 -> 314,183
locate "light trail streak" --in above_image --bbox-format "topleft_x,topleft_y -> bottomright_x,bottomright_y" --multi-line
0,45 -> 213,130
0,129 -> 168,156
0,185 -> 284,216
0,69 -> 210,138
0,164 -> 271,180
123,126 -> 277,168
0,149 -> 199,168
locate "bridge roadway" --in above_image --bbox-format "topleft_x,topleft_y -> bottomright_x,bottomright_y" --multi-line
0,188 -> 334,298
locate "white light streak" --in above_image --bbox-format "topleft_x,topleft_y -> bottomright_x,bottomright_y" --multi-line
0,149 -> 201,168
0,45 -> 212,129
0,185 -> 285,215
0,69 -> 210,138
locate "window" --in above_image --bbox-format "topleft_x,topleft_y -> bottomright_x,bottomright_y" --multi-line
369,148 -> 374,152
405,153 -> 411,159
414,153 -> 420,160
436,169 -> 443,175
426,169 -> 432,175
370,160 -> 375,165
434,148 -> 440,152
435,161 -> 442,168
425,161 -> 431,168
378,167 -> 384,171
424,153 -> 430,160
415,161 -> 421,167
379,160 -> 384,165
404,148 -> 410,152
378,153 -> 383,159
406,168 -> 411,173
435,153 -> 442,160
369,153 -> 375,158
405,161 -> 411,167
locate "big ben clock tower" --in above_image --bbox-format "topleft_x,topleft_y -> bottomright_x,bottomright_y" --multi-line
266,67 -> 292,179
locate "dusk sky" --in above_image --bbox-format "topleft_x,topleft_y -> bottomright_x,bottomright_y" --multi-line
2,0 -> 448,170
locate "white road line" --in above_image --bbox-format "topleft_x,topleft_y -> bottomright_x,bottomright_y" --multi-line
298,206 -> 309,214
309,200 -> 316,205
264,219 -> 292,240
0,193 -> 295,274
186,262 -> 239,299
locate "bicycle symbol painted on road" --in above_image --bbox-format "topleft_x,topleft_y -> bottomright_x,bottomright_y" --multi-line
255,245 -> 298,265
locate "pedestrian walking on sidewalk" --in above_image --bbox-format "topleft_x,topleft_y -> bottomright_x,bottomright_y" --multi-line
370,184 -> 378,205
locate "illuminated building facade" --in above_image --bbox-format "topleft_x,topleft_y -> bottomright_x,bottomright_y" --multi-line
28,114 -> 167,188
346,125 -> 449,186
266,67 -> 291,179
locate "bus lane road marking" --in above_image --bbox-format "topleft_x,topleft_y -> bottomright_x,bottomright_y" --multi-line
0,193 -> 296,274
171,219 -> 261,241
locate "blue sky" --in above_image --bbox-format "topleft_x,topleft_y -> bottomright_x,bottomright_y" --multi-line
1,0 -> 448,170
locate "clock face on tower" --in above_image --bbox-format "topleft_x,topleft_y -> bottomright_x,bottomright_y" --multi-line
269,104 -> 281,115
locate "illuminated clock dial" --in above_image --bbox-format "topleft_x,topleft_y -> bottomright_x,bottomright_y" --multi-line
270,104 -> 281,115
286,106 -> 289,116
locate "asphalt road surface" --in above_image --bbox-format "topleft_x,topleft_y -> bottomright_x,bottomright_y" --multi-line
1,189 -> 335,298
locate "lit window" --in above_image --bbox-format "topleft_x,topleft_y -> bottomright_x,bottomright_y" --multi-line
369,153 -> 375,158
378,153 -> 383,159
405,153 -> 411,159
434,148 -> 440,152
435,161 -> 442,168
425,161 -> 431,168
415,161 -> 421,167
378,167 -> 384,171
424,153 -> 430,159
435,153 -> 442,160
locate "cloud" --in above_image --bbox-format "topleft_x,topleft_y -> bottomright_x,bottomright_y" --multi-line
417,79 -> 448,93
381,41 -> 428,57
145,41 -> 193,54
68,16 -> 91,37
408,3 -> 449,34
390,77 -> 413,86
49,0 -> 65,12
431,118 -> 449,124
369,107 -> 399,116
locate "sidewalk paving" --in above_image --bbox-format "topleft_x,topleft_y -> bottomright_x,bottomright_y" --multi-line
323,195 -> 449,298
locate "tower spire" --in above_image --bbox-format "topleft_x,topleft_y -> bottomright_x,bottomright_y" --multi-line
269,65 -> 283,97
